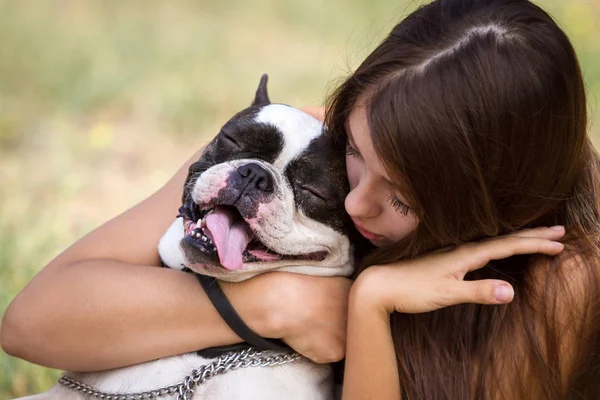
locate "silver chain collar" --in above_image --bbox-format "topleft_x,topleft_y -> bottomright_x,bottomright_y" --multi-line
58,347 -> 301,400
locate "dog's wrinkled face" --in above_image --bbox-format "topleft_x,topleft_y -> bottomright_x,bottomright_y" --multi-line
158,77 -> 356,282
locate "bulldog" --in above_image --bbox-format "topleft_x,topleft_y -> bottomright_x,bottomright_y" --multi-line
17,75 -> 361,400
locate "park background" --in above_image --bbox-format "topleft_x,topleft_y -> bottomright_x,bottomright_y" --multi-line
0,0 -> 598,396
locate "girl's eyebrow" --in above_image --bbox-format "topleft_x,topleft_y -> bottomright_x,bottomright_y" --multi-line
344,121 -> 361,156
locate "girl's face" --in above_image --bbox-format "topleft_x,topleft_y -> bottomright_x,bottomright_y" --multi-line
344,103 -> 418,247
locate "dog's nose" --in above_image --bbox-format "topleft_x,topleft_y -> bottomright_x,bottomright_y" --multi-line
237,163 -> 274,193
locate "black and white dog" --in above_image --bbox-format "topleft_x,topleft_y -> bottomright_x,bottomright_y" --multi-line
18,75 -> 361,400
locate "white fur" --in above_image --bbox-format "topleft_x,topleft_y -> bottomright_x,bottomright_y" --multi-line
158,218 -> 187,270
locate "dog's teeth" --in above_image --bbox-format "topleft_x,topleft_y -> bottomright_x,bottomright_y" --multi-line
197,218 -> 202,226
201,236 -> 207,242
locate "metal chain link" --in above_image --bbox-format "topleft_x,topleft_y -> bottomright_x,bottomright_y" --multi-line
58,347 -> 301,400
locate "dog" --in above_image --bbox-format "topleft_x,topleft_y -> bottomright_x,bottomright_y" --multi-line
17,75 -> 361,400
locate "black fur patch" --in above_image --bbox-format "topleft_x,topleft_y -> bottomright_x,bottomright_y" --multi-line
284,134 -> 350,234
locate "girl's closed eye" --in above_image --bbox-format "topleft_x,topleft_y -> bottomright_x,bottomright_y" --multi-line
387,193 -> 411,216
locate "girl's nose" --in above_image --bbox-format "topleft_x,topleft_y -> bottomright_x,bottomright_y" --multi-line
344,183 -> 380,219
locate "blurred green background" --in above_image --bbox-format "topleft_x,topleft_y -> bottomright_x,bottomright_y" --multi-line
0,0 -> 598,397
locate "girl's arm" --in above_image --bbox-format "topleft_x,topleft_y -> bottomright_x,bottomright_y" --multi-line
341,228 -> 566,399
0,148 -> 350,371
343,282 -> 400,400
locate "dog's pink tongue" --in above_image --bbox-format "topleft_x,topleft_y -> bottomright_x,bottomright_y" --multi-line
205,206 -> 252,270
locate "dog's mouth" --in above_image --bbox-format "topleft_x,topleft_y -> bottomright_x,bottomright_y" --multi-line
178,199 -> 327,271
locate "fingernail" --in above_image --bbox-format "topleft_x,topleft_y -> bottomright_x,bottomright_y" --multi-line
550,225 -> 564,231
494,285 -> 514,302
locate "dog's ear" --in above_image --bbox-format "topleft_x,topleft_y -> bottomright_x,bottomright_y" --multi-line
251,74 -> 271,106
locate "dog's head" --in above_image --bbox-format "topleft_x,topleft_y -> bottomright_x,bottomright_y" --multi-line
159,75 -> 361,282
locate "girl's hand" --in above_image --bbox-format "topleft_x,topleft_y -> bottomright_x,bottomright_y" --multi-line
351,226 -> 566,316
228,271 -> 352,364
277,274 -> 352,364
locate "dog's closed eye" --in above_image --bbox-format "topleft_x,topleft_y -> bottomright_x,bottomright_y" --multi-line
297,184 -> 329,203
221,133 -> 242,150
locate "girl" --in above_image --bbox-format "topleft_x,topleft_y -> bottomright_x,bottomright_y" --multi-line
333,0 -> 600,398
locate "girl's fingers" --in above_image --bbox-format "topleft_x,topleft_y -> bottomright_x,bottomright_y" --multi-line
452,280 -> 515,306
503,226 -> 565,240
430,227 -> 565,259
465,237 -> 564,272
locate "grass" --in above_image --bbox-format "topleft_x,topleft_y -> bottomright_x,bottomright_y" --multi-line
0,0 -> 598,397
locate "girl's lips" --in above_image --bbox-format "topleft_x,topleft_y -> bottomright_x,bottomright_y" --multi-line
353,221 -> 384,241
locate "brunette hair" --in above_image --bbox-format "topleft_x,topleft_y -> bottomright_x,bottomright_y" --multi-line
327,0 -> 600,398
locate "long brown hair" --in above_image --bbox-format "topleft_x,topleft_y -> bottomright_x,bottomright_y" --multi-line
327,0 -> 600,398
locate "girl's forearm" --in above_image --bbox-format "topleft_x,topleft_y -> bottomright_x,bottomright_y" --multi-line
342,273 -> 401,400
1,259 -> 272,371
